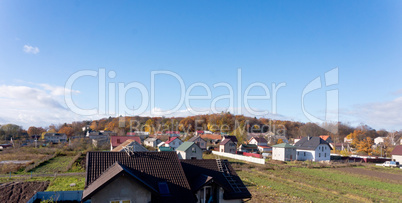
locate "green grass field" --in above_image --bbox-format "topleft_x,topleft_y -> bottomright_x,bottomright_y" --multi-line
29,155 -> 75,173
237,165 -> 402,202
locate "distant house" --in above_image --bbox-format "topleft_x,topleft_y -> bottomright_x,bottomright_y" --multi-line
188,136 -> 207,150
110,136 -> 141,151
272,143 -> 297,161
158,146 -> 173,152
143,137 -> 161,148
165,131 -> 181,137
294,137 -> 332,162
257,145 -> 272,153
82,152 -> 251,203
266,135 -> 289,144
44,133 -> 67,144
111,139 -> 148,152
86,130 -> 116,137
219,139 -> 236,153
237,144 -> 259,153
374,137 -> 386,145
222,136 -> 238,146
249,137 -> 268,146
319,135 -> 333,143
92,137 -> 110,148
163,137 -> 183,150
344,136 -> 352,143
390,145 -> 402,163
200,134 -> 222,142
176,142 -> 203,160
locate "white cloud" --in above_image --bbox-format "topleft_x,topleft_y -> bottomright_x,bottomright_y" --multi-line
23,45 -> 40,54
39,84 -> 80,96
0,84 -> 84,128
343,97 -> 402,130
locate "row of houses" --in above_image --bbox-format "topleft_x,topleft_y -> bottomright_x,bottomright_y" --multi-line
272,136 -> 332,162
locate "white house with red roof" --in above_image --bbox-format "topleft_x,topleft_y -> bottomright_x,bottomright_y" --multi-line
163,137 -> 183,150
391,145 -> 402,163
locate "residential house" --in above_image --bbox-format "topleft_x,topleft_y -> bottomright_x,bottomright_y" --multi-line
44,133 -> 67,144
82,152 -> 251,203
163,137 -> 183,151
86,130 -> 116,137
158,146 -> 173,152
165,131 -> 181,137
272,143 -> 297,161
110,136 -> 141,151
200,134 -> 222,144
219,139 -> 236,154
144,137 -> 161,148
181,159 -> 252,203
188,136 -> 207,150
266,134 -> 289,145
92,137 -> 110,148
127,131 -> 149,140
237,144 -> 259,153
176,142 -> 203,160
111,139 -> 148,152
257,145 -> 272,153
344,136 -> 352,143
390,145 -> 402,163
374,137 -> 386,145
222,136 -> 238,146
248,137 -> 268,146
294,137 -> 332,162
319,135 -> 333,143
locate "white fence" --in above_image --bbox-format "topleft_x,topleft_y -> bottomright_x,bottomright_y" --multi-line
212,151 -> 265,165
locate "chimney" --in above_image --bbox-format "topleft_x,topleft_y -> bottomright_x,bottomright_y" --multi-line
308,136 -> 311,140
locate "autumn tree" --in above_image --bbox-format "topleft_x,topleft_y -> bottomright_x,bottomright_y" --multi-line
356,137 -> 374,155
27,126 -> 45,136
59,126 -> 74,137
144,119 -> 155,135
277,138 -> 284,144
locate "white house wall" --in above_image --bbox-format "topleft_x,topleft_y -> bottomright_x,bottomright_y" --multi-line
392,155 -> 402,163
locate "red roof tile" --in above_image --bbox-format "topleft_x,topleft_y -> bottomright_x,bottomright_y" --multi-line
110,136 -> 141,148
391,145 -> 402,155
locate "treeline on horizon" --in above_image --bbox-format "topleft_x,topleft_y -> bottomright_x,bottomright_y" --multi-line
0,112 -> 395,145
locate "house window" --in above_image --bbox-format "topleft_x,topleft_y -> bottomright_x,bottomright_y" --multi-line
304,152 -> 306,156
322,146 -> 324,152
199,186 -> 212,203
110,200 -> 130,203
324,153 -> 326,157
192,147 -> 196,153
319,153 -> 321,157
297,152 -> 299,156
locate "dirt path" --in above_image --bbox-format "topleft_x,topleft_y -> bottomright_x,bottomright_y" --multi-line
0,181 -> 49,203
335,167 -> 402,183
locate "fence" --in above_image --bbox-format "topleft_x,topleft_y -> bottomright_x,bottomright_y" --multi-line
212,151 -> 265,164
27,190 -> 90,203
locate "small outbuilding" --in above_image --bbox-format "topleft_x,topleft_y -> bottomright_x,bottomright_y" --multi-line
272,143 -> 297,161
176,142 -> 203,160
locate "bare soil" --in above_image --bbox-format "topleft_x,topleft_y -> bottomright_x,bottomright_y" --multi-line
335,167 -> 402,183
0,181 -> 49,203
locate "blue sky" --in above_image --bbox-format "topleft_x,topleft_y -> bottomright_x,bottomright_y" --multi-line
0,0 -> 402,130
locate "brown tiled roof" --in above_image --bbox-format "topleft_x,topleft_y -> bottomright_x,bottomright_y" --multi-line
111,139 -> 148,152
224,135 -> 238,143
250,137 -> 267,143
200,134 -> 222,140
391,145 -> 402,155
84,151 -> 195,202
180,159 -> 251,200
219,139 -> 232,145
